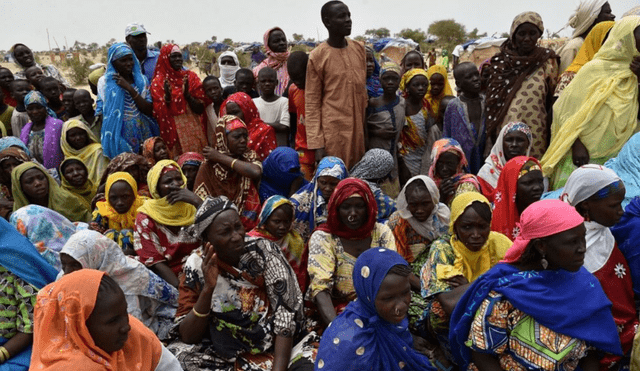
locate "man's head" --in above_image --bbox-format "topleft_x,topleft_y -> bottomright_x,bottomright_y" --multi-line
321,1 -> 351,37
125,23 -> 150,53
234,69 -> 255,94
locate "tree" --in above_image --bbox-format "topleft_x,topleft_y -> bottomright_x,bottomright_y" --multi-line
500,32 -> 510,39
354,35 -> 366,42
292,33 -> 304,42
211,36 -> 217,42
222,38 -> 233,46
467,28 -> 487,40
365,27 -> 390,38
395,28 -> 427,44
428,19 -> 467,51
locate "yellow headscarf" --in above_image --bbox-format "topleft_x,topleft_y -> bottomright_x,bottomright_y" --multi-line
425,65 -> 454,117
137,159 -> 196,227
565,21 -> 616,74
542,17 -> 640,177
0,121 -> 6,138
399,68 -> 429,95
94,172 -> 146,230
436,192 -> 512,282
60,119 -> 109,185
59,156 -> 97,206
11,162 -> 92,222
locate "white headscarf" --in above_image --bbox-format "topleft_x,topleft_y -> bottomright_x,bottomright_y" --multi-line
396,175 -> 450,240
477,122 -> 532,190
561,164 -> 621,273
218,51 -> 240,88
568,0 -> 609,38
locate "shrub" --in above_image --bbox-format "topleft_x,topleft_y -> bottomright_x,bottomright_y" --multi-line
68,58 -> 93,86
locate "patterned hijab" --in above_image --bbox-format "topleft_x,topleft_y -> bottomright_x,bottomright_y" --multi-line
142,136 -> 172,167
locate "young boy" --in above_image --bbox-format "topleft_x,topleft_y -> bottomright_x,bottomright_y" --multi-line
71,89 -> 102,139
253,67 -> 289,147
287,51 -> 315,180
39,76 -> 66,120
61,88 -> 79,121
0,88 -> 14,136
9,79 -> 32,137
24,66 -> 45,88
443,62 -> 485,174
202,75 -> 223,145
222,68 -> 259,99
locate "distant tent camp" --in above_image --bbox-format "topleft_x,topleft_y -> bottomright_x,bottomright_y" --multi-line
207,42 -> 230,53
372,37 -> 419,65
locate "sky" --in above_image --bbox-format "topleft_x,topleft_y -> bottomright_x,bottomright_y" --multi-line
2,0 -> 638,52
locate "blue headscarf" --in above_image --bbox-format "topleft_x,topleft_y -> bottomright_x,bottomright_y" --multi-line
0,216 -> 57,289
101,43 -> 156,158
366,46 -> 383,98
604,132 -> 640,210
0,137 -> 31,156
449,263 -> 622,369
611,196 -> 640,299
23,91 -> 56,118
315,248 -> 435,371
259,147 -> 307,203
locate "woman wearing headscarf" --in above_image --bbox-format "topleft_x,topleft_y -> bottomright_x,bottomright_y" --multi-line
484,12 -> 560,159
0,146 -> 30,210
449,199 -> 622,371
59,119 -> 109,185
10,205 -> 81,273
425,65 -> 454,123
142,136 -> 172,167
58,157 -> 97,206
151,44 -> 208,155
350,148 -> 397,223
562,165 -> 638,369
365,46 -> 383,98
316,248 -> 436,371
11,162 -> 91,223
220,92 -> 277,161
420,192 -> 511,361
97,42 -> 158,158
30,269 -> 181,370
557,1 -> 616,72
290,156 -> 348,243
93,152 -> 151,205
541,17 -> 640,190
248,195 -> 306,291
60,230 -> 179,340
176,151 -> 204,192
20,91 -> 64,170
168,196 -> 318,371
135,159 -> 201,288
428,138 -> 481,206
491,157 -> 544,241
218,51 -> 241,89
308,178 -> 396,326
554,20 -> 616,97
259,146 -> 306,203
10,43 -> 69,87
92,172 -> 146,254
253,27 -> 290,96
477,122 -> 532,199
193,115 -> 262,231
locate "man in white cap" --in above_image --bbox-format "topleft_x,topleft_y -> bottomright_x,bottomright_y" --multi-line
125,22 -> 159,83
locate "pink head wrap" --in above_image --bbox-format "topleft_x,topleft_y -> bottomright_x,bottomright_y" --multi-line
501,199 -> 585,263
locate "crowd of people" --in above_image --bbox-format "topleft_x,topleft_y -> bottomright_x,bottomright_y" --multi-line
1,0 -> 640,370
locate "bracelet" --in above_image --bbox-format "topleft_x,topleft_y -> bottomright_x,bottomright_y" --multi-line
0,347 -> 10,362
230,159 -> 238,170
192,307 -> 210,318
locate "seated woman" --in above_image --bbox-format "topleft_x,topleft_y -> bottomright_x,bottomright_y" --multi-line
59,157 -> 97,206
168,196 -> 318,370
176,152 -> 204,191
562,165 -> 638,369
541,17 -> 640,190
0,217 -> 58,370
428,138 -> 481,206
20,91 -> 63,170
477,122 -> 532,199
30,269 -> 181,370
193,115 -> 262,231
10,205 -> 82,272
60,119 -> 109,185
135,159 -> 202,288
449,199 -> 622,371
316,248 -> 436,371
291,156 -> 348,243
387,175 -> 450,330
221,92 -> 277,161
142,136 -> 172,167
308,178 -> 396,326
0,146 -> 30,218
259,146 -> 307,203
491,157 -> 544,241
248,195 -> 306,291
420,192 -> 511,362
151,44 -> 207,155
350,148 -> 397,223
92,172 -> 146,255
59,230 -> 179,340
98,43 -> 158,158
11,162 -> 91,222
94,152 -> 151,204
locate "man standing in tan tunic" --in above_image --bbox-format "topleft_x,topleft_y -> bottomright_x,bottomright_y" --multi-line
305,1 -> 367,169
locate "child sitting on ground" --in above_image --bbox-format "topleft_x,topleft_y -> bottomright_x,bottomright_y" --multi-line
59,157 -> 96,206
253,67 -> 289,146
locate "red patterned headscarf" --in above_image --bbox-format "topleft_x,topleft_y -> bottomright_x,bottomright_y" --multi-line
316,178 -> 378,240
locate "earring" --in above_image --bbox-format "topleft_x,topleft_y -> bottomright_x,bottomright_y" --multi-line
395,307 -> 400,316
541,254 -> 548,270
